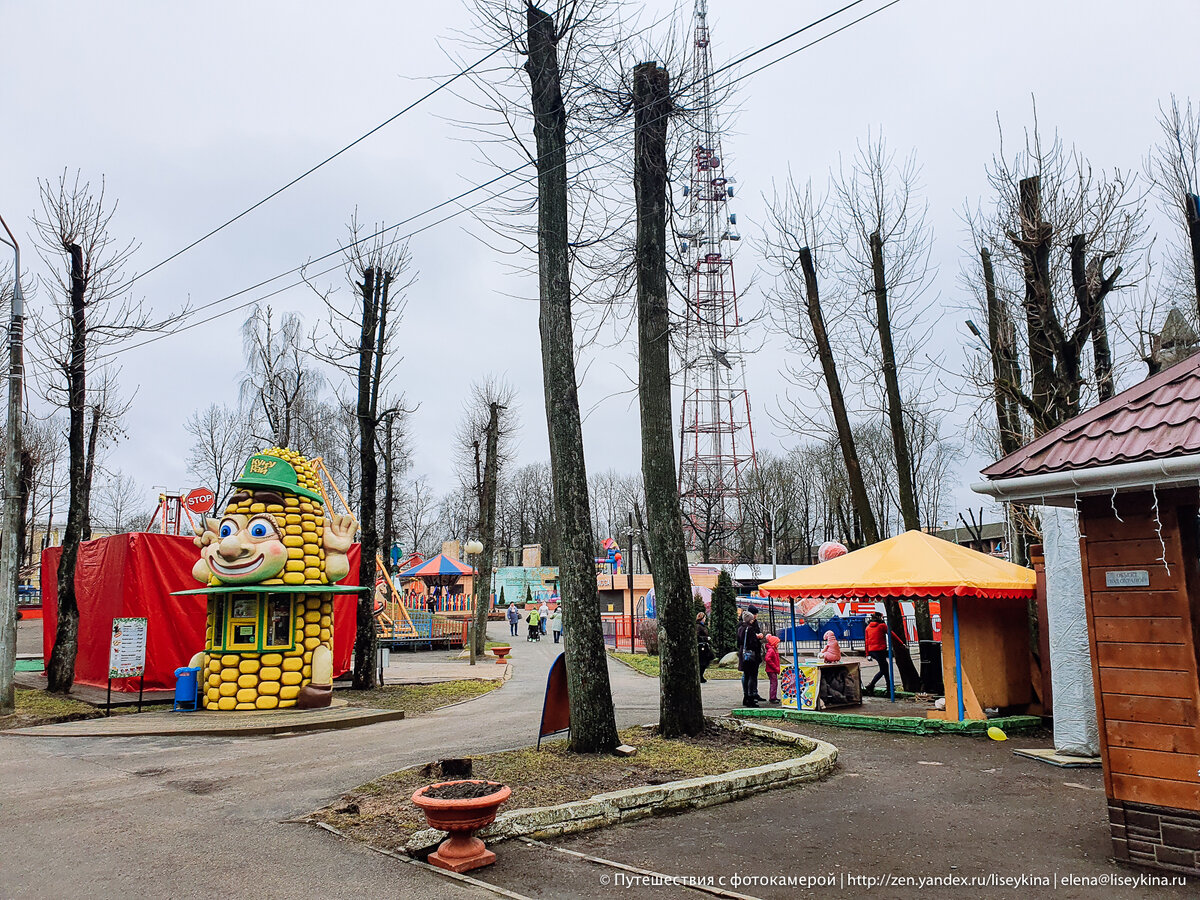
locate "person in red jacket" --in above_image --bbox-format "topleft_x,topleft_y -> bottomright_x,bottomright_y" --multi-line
864,611 -> 893,692
764,634 -> 782,703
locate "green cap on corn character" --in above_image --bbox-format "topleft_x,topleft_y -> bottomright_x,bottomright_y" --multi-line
185,447 -> 359,710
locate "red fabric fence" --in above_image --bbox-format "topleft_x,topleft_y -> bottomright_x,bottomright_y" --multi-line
41,533 -> 360,692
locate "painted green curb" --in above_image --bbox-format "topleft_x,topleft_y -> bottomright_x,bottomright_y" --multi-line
732,706 -> 1042,735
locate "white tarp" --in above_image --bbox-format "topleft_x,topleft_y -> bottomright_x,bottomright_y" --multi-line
1039,506 -> 1100,757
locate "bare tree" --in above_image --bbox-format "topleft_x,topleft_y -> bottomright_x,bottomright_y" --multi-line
240,305 -> 324,452
633,60 -> 703,735
92,469 -> 145,533
520,0 -> 618,752
1147,95 -> 1200,315
184,402 -> 253,506
762,179 -> 880,546
832,135 -> 934,535
33,172 -> 183,692
968,117 -> 1148,437
399,475 -> 437,558
456,377 -> 518,655
309,216 -> 414,690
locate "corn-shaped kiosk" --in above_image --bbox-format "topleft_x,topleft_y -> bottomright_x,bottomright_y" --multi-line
177,448 -> 359,710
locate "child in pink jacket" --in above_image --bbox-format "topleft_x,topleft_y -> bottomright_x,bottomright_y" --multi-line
764,634 -> 782,703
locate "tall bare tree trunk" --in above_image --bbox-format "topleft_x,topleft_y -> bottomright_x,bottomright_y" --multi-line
525,1 -> 618,753
1014,176 -> 1058,433
869,231 -> 920,533
1187,193 -> 1200,319
352,267 -> 382,690
47,244 -> 87,693
982,247 -> 1024,457
798,247 -> 879,544
633,62 -> 704,737
472,402 -> 501,656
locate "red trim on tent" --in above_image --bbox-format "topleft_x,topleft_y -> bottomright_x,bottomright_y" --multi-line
758,584 -> 1035,600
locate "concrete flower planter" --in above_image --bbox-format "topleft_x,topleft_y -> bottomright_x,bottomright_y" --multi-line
411,780 -> 512,872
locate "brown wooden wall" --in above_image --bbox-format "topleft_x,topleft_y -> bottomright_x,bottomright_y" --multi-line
1079,490 -> 1200,811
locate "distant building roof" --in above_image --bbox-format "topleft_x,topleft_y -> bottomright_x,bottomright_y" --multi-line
700,563 -> 809,584
981,353 -> 1200,481
934,522 -> 1007,544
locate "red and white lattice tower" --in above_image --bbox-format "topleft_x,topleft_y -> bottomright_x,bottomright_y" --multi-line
677,0 -> 757,561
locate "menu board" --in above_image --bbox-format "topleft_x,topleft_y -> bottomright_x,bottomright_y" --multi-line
109,617 -> 148,679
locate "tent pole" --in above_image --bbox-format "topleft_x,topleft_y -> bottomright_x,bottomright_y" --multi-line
952,598 -> 964,721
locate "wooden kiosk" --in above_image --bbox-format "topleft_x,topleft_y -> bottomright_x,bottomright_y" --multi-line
977,355 -> 1200,876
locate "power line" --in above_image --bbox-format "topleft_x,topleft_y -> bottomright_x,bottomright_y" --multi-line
121,7 -> 556,289
26,1 -> 903,377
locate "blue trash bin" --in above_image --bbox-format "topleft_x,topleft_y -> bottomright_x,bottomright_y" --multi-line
174,666 -> 201,711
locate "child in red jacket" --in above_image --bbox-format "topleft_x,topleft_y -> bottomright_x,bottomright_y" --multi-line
764,634 -> 782,703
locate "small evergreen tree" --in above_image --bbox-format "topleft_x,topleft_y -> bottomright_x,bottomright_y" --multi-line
693,592 -> 707,619
499,586 -> 507,606
526,585 -> 534,607
710,570 -> 738,657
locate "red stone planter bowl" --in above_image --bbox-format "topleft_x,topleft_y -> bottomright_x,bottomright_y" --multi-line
411,780 -> 511,873
492,646 -> 512,663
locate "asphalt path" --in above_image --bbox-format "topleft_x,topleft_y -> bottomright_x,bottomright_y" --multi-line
0,621 -> 745,899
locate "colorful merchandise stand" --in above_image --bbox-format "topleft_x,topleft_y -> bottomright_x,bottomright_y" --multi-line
780,660 -> 862,711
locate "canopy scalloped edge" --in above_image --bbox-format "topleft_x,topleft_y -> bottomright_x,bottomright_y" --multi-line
758,584 -> 1035,600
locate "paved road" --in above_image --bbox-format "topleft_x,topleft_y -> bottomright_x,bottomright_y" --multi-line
0,622 -> 744,899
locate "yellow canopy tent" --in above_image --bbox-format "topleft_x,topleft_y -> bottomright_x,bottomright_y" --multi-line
758,530 -> 1036,722
758,530 -> 1035,600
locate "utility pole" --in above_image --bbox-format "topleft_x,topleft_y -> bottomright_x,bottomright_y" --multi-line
0,213 -> 24,714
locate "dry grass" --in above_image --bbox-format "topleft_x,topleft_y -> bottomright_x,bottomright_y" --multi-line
340,679 -> 501,715
608,651 -> 743,680
0,688 -> 97,730
311,722 -> 808,851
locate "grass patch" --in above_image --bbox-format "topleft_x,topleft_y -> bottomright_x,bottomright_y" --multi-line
0,688 -> 97,730
608,650 -> 742,680
341,679 -> 501,715
311,721 -> 807,851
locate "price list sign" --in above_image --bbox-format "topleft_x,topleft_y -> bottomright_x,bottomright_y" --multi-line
109,617 -> 148,678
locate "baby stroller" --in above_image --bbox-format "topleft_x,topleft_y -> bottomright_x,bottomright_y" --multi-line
527,615 -> 541,641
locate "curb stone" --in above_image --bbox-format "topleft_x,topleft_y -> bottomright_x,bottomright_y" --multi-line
733,706 -> 1042,735
405,717 -> 837,855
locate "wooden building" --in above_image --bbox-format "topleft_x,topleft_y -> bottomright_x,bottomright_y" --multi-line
976,355 -> 1200,876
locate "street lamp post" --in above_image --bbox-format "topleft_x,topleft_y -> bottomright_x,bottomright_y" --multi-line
0,214 -> 23,714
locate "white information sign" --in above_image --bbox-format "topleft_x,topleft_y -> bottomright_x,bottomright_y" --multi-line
1104,570 -> 1150,589
109,617 -> 148,678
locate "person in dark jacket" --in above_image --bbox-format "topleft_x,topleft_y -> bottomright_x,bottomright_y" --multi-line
864,611 -> 892,692
736,605 -> 764,707
696,611 -> 714,683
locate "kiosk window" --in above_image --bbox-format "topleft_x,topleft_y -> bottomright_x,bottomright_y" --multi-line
226,596 -> 259,650
266,597 -> 292,648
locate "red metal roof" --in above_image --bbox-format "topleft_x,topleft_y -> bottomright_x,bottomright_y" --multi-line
981,353 -> 1200,480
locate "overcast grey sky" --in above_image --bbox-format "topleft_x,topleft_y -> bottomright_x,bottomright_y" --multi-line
4,0 -> 1196,528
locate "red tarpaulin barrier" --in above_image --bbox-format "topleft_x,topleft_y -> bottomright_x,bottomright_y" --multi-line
41,533 -> 361,692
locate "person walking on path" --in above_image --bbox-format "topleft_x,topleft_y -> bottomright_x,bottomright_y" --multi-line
696,611 -> 714,683
764,633 -> 782,703
507,603 -> 520,637
864,612 -> 892,692
737,605 -> 764,707
526,606 -> 541,642
550,608 -> 563,643
538,600 -> 550,636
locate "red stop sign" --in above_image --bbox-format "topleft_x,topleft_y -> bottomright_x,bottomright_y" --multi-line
184,487 -> 216,515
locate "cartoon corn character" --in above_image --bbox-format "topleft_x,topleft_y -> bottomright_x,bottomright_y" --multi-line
179,448 -> 358,710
